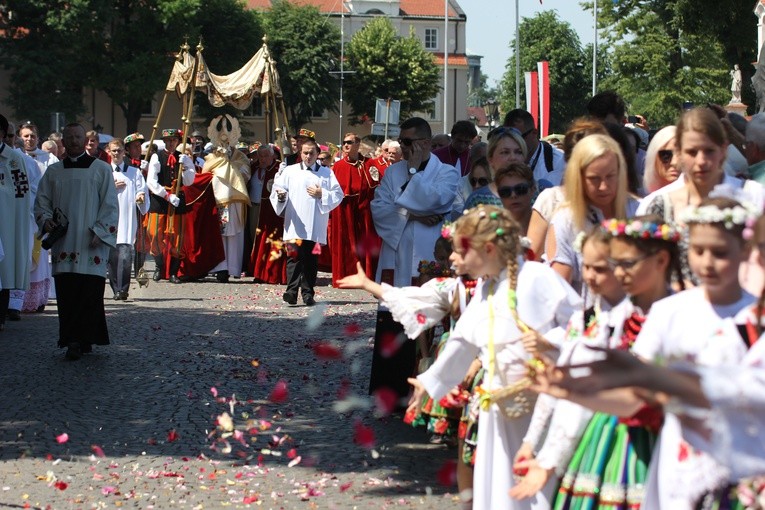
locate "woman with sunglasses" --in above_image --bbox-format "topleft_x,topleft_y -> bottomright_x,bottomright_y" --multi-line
643,126 -> 679,194
495,163 -> 536,235
546,134 -> 639,293
464,128 -> 527,210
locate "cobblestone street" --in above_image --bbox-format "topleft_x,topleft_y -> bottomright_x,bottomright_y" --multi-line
0,270 -> 461,509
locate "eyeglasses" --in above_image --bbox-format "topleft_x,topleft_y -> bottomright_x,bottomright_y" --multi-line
469,177 -> 490,187
487,126 -> 523,140
342,139 -> 357,145
398,137 -> 426,147
520,127 -> 535,138
318,156 -> 330,161
497,183 -> 531,198
658,149 -> 674,164
606,252 -> 655,271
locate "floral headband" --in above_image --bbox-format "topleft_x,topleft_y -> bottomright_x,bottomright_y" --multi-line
679,204 -> 758,239
601,218 -> 682,243
441,221 -> 454,240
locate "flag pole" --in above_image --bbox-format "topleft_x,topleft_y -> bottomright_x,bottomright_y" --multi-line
443,0 -> 449,133
515,0 -> 520,108
592,0 -> 598,96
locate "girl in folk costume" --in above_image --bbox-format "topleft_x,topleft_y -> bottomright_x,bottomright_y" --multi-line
408,205 -> 581,510
510,226 -> 627,502
526,216 -> 683,510
537,197 -> 760,509
203,115 -> 251,282
338,227 -> 482,509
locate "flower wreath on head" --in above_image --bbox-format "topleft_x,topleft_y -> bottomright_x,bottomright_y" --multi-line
600,218 -> 683,243
679,203 -> 759,240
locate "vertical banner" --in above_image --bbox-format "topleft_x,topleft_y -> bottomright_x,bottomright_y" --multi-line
524,71 -> 539,128
537,61 -> 550,138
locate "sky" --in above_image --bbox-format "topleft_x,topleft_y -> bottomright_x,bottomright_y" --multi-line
459,0 -> 597,87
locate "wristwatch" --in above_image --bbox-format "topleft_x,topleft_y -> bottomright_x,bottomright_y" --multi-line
408,167 -> 417,175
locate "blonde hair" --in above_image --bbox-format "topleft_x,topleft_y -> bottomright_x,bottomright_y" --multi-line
563,134 -> 630,231
454,205 -> 523,299
643,125 -> 676,193
488,128 -> 527,169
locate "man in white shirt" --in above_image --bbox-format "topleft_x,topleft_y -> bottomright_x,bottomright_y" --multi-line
18,122 -> 59,173
504,109 -> 566,186
271,139 -> 343,306
369,116 -> 460,399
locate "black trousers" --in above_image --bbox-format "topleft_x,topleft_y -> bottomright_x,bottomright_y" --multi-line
368,310 -> 417,402
54,273 -> 109,348
285,240 -> 317,299
108,244 -> 133,294
0,289 -> 9,325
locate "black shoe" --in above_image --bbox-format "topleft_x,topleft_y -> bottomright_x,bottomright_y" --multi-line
121,292 -> 129,300
303,295 -> 316,307
282,292 -> 297,305
169,275 -> 181,284
215,270 -> 230,283
113,292 -> 121,301
36,305 -> 45,313
7,309 -> 20,321
80,343 -> 93,354
65,342 -> 82,361
152,270 -> 162,282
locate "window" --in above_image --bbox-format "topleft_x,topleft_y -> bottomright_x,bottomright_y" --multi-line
243,97 -> 264,118
424,28 -> 439,50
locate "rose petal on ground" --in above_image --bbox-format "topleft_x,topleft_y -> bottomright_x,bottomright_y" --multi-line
167,429 -> 179,442
343,323 -> 361,336
101,486 -> 116,495
53,481 -> 68,490
55,433 -> 69,444
210,387 -> 218,397
91,445 -> 105,457
287,455 -> 301,467
340,481 -> 353,492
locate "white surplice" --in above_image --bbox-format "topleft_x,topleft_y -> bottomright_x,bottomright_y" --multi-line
0,143 -> 35,290
417,262 -> 581,510
34,158 -> 119,278
112,161 -> 149,245
270,162 -> 343,244
371,157 -> 460,287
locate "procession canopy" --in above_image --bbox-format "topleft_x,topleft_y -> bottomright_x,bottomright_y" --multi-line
165,38 -> 283,109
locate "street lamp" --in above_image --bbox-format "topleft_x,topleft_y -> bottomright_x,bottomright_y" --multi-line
483,99 -> 499,127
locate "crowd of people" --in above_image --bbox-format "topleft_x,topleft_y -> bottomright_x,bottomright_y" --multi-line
4,89 -> 765,508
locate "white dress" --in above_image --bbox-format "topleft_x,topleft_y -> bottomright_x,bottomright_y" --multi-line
632,288 -> 757,509
112,162 -> 149,245
417,261 -> 581,510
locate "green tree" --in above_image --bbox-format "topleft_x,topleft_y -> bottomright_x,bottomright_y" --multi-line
344,17 -> 440,124
262,0 -> 340,133
590,0 -> 729,126
500,11 -> 589,133
190,0 -> 264,125
467,72 -> 503,108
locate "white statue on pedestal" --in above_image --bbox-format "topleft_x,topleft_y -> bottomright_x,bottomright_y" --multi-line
731,64 -> 742,104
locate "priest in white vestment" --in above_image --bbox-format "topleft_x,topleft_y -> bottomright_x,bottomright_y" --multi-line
107,139 -> 148,300
0,114 -> 34,330
270,139 -> 342,306
369,117 -> 460,399
34,124 -> 118,361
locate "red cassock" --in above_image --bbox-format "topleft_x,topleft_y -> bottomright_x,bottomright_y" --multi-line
178,172 -> 225,279
329,155 -> 382,286
250,162 -> 287,284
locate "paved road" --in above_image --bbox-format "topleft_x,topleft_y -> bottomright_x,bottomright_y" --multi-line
0,271 -> 462,509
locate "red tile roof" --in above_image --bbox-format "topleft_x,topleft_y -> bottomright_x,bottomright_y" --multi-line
247,0 -> 463,18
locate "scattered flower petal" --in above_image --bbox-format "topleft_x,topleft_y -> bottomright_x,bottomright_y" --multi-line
269,380 -> 289,403
55,433 -> 69,444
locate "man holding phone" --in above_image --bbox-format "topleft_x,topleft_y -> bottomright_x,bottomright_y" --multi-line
369,116 -> 460,400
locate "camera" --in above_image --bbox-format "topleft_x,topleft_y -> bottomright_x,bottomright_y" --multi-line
627,115 -> 639,124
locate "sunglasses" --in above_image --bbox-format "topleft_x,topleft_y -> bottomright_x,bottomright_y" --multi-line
469,177 -> 490,187
658,149 -> 673,164
497,183 -> 531,198
342,140 -> 357,145
398,137 -> 426,147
